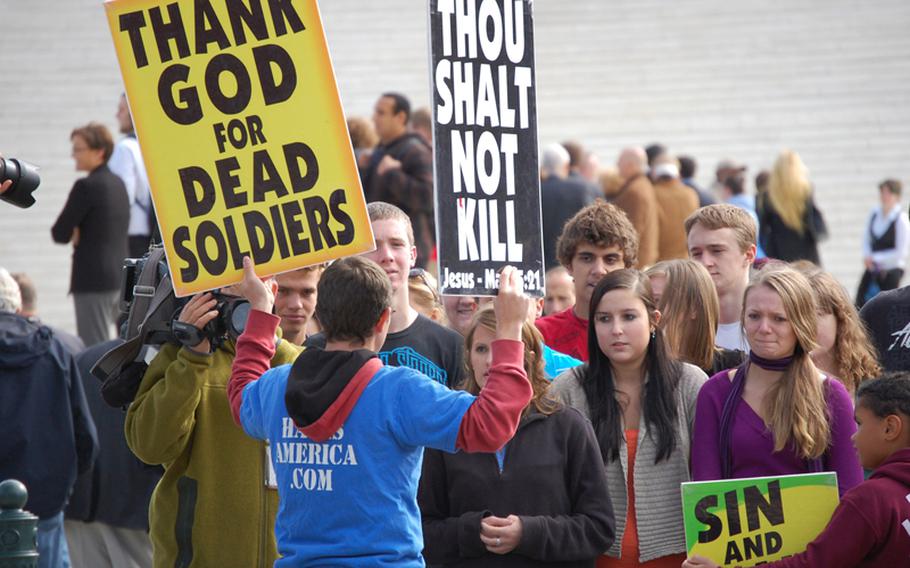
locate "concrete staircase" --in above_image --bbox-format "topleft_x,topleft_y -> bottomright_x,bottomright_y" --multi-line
1,0 -> 908,333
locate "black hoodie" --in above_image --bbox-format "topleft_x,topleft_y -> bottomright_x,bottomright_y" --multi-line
284,347 -> 379,440
419,406 -> 615,567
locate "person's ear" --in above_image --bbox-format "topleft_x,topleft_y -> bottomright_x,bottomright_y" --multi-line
409,245 -> 417,268
374,306 -> 392,335
744,243 -> 757,265
652,309 -> 662,326
883,414 -> 904,442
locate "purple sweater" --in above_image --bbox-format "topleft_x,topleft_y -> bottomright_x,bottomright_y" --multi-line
692,370 -> 863,496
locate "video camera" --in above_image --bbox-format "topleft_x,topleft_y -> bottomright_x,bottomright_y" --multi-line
119,248 -> 250,348
0,157 -> 41,208
93,245 -> 251,407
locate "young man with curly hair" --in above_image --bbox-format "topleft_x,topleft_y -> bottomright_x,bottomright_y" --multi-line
534,201 -> 639,361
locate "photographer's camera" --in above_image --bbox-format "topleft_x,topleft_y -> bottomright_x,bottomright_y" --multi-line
0,157 -> 41,208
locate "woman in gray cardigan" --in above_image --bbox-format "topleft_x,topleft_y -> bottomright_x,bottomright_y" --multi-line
550,269 -> 706,567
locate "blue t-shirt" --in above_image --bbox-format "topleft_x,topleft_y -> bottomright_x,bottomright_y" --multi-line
239,363 -> 476,566
543,343 -> 583,380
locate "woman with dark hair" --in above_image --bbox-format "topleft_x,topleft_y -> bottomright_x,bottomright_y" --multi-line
691,267 -> 863,495
51,122 -> 130,347
419,305 -> 615,566
550,270 -> 707,567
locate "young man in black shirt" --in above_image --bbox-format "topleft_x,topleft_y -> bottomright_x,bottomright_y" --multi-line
307,202 -> 463,387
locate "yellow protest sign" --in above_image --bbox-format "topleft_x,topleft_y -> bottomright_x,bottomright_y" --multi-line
681,473 -> 838,567
105,0 -> 372,296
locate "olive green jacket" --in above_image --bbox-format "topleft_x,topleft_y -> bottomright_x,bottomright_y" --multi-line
126,339 -> 300,568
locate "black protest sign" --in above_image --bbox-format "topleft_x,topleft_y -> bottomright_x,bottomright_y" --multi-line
429,0 -> 544,297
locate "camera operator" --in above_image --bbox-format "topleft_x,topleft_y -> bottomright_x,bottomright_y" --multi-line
124,282 -> 300,568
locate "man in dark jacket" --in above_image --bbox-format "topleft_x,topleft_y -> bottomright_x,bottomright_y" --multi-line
64,338 -> 161,568
361,93 -> 436,268
51,122 -> 130,347
0,267 -> 98,568
540,143 -> 595,271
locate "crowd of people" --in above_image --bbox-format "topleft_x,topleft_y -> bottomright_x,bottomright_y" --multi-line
1,89 -> 910,568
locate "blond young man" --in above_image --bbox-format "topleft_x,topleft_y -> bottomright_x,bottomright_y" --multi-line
684,205 -> 758,351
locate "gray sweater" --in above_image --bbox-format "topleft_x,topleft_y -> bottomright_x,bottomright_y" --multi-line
550,362 -> 707,562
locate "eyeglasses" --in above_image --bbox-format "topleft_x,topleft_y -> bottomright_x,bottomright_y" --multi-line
409,267 -> 442,305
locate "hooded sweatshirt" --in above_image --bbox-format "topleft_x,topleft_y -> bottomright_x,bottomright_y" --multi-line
228,310 -> 532,567
419,406 -> 615,567
767,448 -> 910,567
0,312 -> 98,519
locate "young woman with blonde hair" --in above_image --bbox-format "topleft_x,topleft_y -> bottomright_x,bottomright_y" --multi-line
407,268 -> 448,325
796,265 -> 881,395
419,305 -> 614,566
691,266 -> 863,496
646,260 -> 745,375
757,150 -> 827,264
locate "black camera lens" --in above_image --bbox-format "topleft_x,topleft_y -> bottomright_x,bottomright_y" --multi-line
0,157 -> 41,209
229,301 -> 251,337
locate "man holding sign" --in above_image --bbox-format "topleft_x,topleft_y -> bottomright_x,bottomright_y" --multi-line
103,0 -> 378,565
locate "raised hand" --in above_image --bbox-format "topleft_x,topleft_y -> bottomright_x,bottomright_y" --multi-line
494,266 -> 530,341
237,256 -> 277,313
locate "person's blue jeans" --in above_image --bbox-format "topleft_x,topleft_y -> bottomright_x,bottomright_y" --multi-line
37,511 -> 71,568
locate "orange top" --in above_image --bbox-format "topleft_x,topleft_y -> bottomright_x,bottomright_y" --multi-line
598,430 -> 687,568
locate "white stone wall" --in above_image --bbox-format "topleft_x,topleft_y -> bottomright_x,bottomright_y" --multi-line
1,0 -> 908,333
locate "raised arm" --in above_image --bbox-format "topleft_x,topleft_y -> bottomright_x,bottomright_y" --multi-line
228,256 -> 278,425
455,267 -> 533,452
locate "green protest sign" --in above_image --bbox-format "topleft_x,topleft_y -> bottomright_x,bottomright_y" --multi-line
681,473 -> 838,567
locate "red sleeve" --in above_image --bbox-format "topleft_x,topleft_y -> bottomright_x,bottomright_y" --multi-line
228,309 -> 280,426
765,493 -> 878,568
455,339 -> 532,452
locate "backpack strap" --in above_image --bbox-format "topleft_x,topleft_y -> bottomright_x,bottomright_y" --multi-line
125,247 -> 166,339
